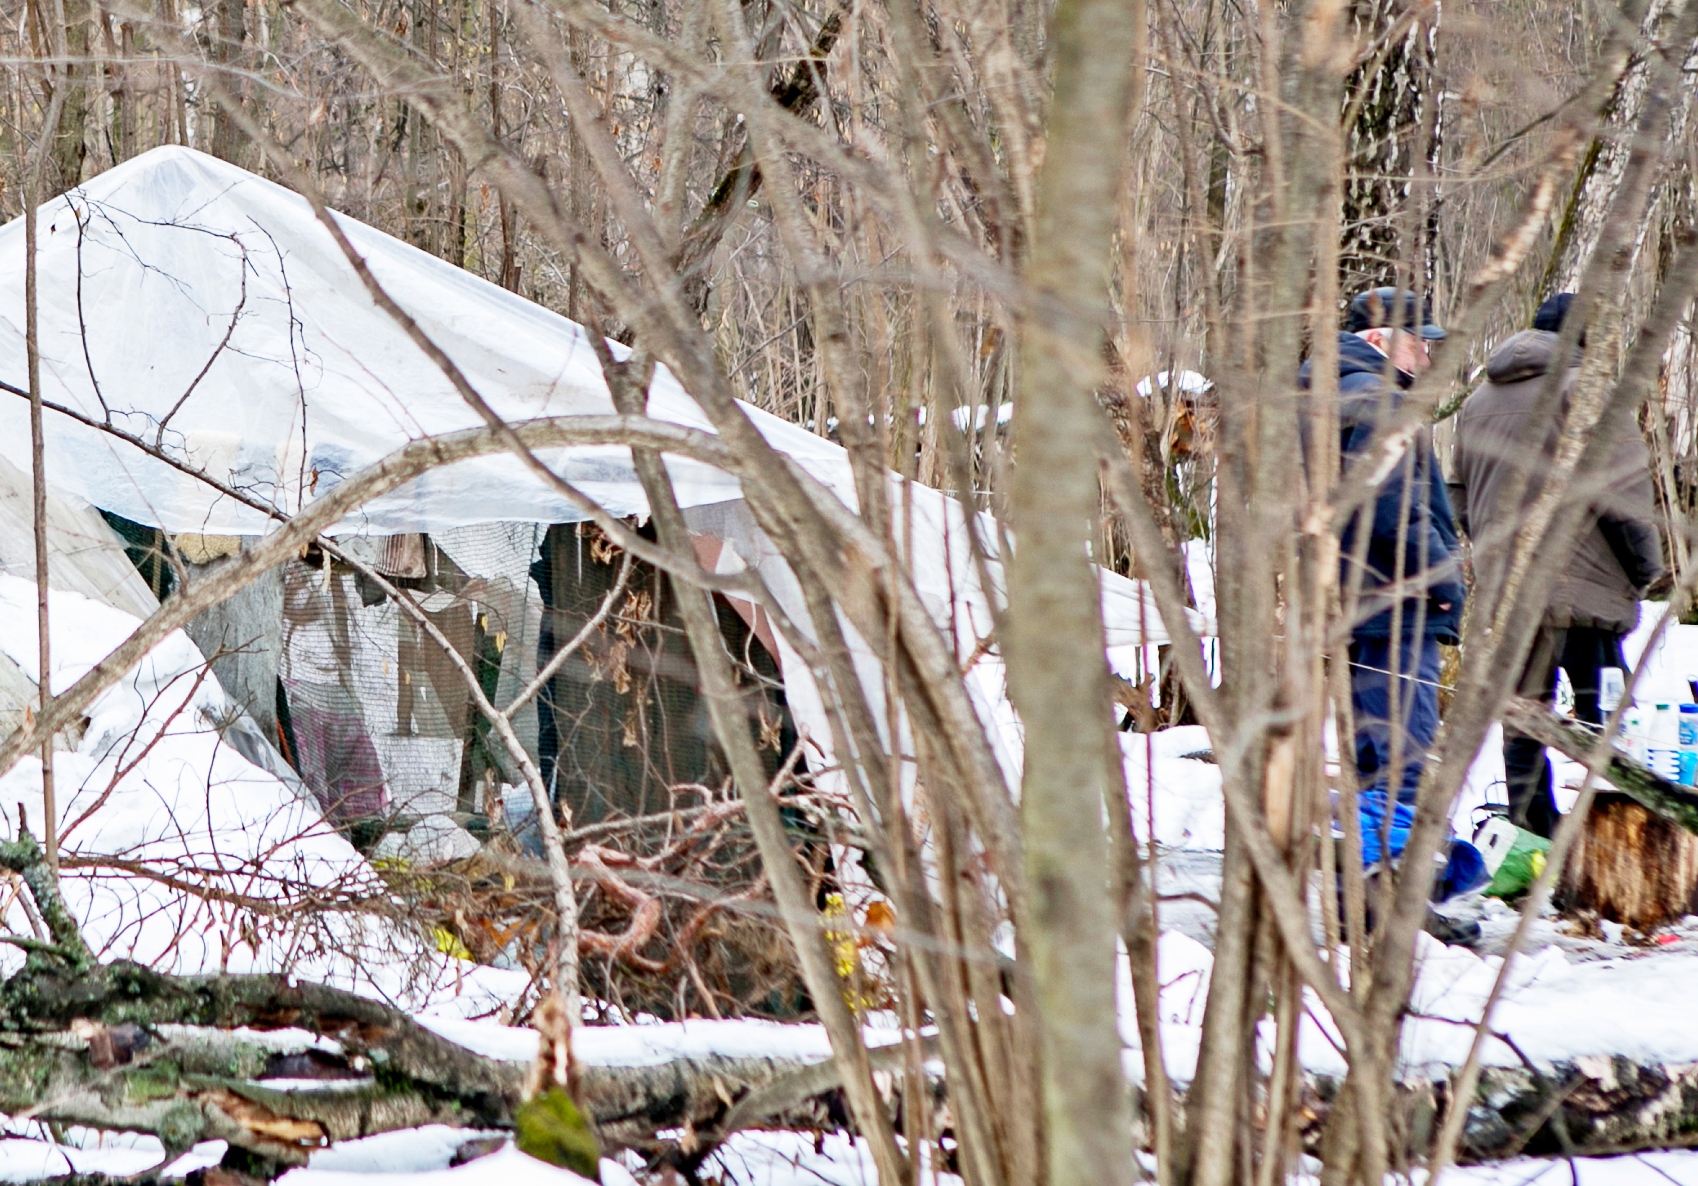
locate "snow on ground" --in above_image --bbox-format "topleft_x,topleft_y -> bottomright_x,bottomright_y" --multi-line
1398,940 -> 1698,1071
8,1127 -> 1698,1186
408,917 -> 1698,1091
0,1134 -> 608,1186
1112,925 -> 1698,1083
1442,1152 -> 1698,1183
420,1013 -> 872,1066
0,575 -> 529,1015
1122,725 -> 1225,850
690,1132 -> 890,1186
296,1128 -> 511,1175
667,1140 -> 1698,1185
689,1143 -> 1698,1186
6,579 -> 1698,1182
0,1123 -> 907,1186
0,574 -> 372,976
0,1136 -> 210,1182
278,1143 -> 600,1186
0,1130 -> 890,1186
419,1013 -> 920,1071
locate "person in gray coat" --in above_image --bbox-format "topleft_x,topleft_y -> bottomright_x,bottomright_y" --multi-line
1451,293 -> 1665,836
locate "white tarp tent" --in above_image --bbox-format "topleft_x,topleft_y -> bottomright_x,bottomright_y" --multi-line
0,146 -> 750,534
0,453 -> 156,619
0,145 -> 1207,809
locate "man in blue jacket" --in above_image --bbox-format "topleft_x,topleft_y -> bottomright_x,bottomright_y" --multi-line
1305,288 -> 1468,875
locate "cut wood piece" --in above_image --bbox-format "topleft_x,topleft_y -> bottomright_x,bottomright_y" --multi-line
1558,793 -> 1698,929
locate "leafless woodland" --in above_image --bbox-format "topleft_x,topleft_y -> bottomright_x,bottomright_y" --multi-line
0,0 -> 1695,1184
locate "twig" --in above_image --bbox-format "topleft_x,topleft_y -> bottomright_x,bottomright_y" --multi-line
24,71 -> 67,874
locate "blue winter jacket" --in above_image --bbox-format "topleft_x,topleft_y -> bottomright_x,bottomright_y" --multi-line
1301,333 -> 1466,644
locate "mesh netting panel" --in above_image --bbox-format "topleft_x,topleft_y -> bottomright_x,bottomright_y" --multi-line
193,519 -> 812,1017
278,524 -> 544,824
240,519 -> 791,848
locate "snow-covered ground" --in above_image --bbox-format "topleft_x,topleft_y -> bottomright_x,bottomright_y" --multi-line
419,1012 -> 914,1067
6,1126 -> 1698,1186
5,581 -> 1698,1183
0,575 -> 531,1018
0,1128 -> 873,1186
1112,924 -> 1698,1081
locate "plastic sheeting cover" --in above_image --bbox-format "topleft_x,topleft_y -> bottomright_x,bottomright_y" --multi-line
0,455 -> 158,619
0,146 -> 752,535
0,147 -> 1208,806
0,146 -> 1203,636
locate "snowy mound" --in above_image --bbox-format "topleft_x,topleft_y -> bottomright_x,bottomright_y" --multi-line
0,575 -> 524,1013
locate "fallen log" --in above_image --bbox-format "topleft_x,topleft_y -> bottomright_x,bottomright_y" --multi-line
6,964 -> 1698,1176
0,829 -> 829,1171
13,822 -> 1698,1177
1306,1056 -> 1698,1163
1499,698 -> 1698,831
0,1009 -> 881,1163
12,1010 -> 1698,1181
0,966 -> 523,1164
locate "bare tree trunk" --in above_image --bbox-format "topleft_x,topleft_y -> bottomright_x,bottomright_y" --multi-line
1545,0 -> 1683,294
115,17 -> 136,162
25,76 -> 65,871
1004,0 -> 1142,1182
1339,0 -> 1441,292
205,0 -> 244,161
489,0 -> 521,290
41,0 -> 90,189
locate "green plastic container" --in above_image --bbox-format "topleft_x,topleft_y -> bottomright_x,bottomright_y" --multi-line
1474,815 -> 1553,899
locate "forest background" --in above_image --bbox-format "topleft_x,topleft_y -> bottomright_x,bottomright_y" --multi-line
0,0 -> 1694,1185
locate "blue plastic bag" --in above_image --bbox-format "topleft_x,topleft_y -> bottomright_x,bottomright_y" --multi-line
1358,790 -> 1413,867
1355,790 -> 1489,901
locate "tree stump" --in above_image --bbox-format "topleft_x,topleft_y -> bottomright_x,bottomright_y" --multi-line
1560,792 -> 1698,929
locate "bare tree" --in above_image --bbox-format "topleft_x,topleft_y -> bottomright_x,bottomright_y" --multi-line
0,0 -> 1694,1184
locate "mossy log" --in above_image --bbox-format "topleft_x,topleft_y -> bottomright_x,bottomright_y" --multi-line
0,961 -> 524,1166
16,820 -> 1698,1176
1500,699 -> 1698,831
0,953 -> 874,1165
1302,1056 -> 1698,1163
0,830 -> 852,1173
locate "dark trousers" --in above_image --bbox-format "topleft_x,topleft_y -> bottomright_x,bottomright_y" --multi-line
1350,634 -> 1444,807
1502,625 -> 1625,838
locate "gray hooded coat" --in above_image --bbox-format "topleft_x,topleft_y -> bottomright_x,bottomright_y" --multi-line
1451,329 -> 1663,634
